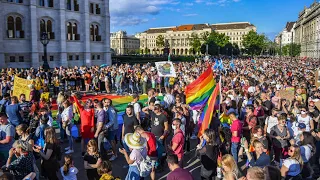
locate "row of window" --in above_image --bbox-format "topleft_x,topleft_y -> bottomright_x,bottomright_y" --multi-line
90,3 -> 101,15
6,16 -> 101,41
67,54 -> 101,61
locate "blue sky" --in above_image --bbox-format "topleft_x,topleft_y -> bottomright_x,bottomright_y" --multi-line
110,0 -> 316,40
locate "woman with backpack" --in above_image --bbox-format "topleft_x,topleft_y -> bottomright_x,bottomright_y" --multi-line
33,127 -> 60,180
119,132 -> 148,180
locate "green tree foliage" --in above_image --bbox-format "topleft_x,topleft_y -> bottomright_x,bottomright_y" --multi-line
156,35 -> 165,48
282,43 -> 301,57
189,33 -> 202,54
242,30 -> 266,56
207,31 -> 230,47
200,31 -> 210,42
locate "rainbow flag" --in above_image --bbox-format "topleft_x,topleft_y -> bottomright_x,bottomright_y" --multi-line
185,66 -> 220,137
198,83 -> 220,137
185,67 -> 216,110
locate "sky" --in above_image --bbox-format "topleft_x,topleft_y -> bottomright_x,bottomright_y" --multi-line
109,0 -> 316,40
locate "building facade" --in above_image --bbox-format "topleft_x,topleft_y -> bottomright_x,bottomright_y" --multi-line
294,1 -> 320,58
136,22 -> 256,55
110,31 -> 140,55
0,0 -> 111,68
276,22 -> 295,45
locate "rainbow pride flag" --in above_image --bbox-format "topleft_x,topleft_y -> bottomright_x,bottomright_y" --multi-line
185,67 -> 216,110
185,66 -> 220,137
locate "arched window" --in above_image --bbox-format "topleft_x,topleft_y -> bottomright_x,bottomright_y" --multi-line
7,15 -> 24,38
47,20 -> 52,32
90,25 -> 94,41
67,22 -> 72,40
7,16 -> 15,38
72,23 -> 78,40
39,0 -> 44,6
40,19 -> 46,33
95,25 -> 99,41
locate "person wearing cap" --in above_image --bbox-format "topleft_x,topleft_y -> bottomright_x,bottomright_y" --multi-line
4,141 -> 34,180
119,132 -> 147,180
290,123 -> 306,146
0,113 -> 15,167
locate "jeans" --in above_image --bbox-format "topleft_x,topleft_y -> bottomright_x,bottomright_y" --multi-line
66,124 -> 73,150
122,140 -> 130,153
231,142 -> 239,163
58,121 -> 65,141
125,165 -> 141,180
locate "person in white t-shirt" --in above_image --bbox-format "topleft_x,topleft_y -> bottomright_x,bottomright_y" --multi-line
264,108 -> 279,135
60,155 -> 78,180
130,94 -> 142,124
297,107 -> 314,132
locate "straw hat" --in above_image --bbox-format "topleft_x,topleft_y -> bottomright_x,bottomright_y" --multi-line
124,133 -> 146,149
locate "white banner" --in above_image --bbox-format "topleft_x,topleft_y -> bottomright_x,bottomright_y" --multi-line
155,61 -> 176,77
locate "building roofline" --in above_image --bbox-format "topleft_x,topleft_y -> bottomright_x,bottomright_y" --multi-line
211,22 -> 252,25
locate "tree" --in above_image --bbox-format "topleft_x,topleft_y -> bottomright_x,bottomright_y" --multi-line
207,31 -> 230,47
156,35 -> 165,48
200,31 -> 210,42
282,43 -> 301,57
189,33 -> 202,55
200,41 -> 218,55
242,30 -> 266,57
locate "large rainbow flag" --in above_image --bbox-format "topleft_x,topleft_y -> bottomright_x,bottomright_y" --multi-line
185,66 -> 220,137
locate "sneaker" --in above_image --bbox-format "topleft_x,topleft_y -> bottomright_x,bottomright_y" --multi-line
190,135 -> 197,140
65,147 -> 70,151
109,155 -> 117,161
65,149 -> 74,154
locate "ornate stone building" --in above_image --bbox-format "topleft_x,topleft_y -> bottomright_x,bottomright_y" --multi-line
136,22 -> 256,55
0,0 -> 111,68
110,31 -> 140,55
294,1 -> 320,58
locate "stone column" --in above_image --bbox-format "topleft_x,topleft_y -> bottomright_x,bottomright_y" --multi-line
103,0 -> 111,65
81,0 -> 91,66
30,0 -> 40,68
58,0 -> 67,67
0,1 -> 6,67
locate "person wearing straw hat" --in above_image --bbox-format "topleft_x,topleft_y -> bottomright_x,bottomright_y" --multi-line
119,132 -> 147,180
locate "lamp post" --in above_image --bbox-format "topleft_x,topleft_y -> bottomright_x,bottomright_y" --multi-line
40,32 -> 50,71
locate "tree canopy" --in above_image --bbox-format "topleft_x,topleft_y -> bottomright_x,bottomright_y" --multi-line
242,30 -> 266,56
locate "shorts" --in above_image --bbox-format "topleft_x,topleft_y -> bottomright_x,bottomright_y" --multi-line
107,130 -> 117,141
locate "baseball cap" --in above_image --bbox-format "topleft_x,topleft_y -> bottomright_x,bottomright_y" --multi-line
298,123 -> 306,129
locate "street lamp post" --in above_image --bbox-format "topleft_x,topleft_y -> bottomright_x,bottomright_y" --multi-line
40,32 -> 50,71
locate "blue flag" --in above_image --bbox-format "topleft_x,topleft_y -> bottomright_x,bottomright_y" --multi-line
230,59 -> 235,70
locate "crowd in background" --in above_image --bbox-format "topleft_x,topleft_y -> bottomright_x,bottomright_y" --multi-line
0,57 -> 320,180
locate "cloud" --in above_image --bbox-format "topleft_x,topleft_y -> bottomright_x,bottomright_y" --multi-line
110,0 -> 179,26
205,0 -> 239,6
111,16 -> 149,26
195,0 -> 204,3
183,13 -> 198,16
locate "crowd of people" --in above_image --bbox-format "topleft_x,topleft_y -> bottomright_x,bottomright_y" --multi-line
0,56 -> 319,180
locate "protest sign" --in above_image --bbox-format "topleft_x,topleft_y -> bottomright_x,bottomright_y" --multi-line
12,76 -> 33,101
279,90 -> 295,101
155,61 -> 176,77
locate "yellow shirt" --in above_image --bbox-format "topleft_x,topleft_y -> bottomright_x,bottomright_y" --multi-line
169,77 -> 175,85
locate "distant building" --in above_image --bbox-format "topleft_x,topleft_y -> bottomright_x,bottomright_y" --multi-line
294,1 -> 320,58
275,22 -> 295,45
110,31 -> 140,55
0,0 -> 111,68
136,22 -> 256,55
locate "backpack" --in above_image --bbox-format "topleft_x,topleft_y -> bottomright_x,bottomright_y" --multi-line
137,151 -> 153,177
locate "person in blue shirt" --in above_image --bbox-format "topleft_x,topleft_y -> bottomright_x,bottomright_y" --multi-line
5,96 -> 23,127
243,139 -> 270,168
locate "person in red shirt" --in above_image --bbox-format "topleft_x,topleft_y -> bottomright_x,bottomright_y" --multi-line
168,118 -> 185,168
135,126 -> 157,180
71,93 -> 95,156
243,105 -> 257,143
229,112 -> 242,163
